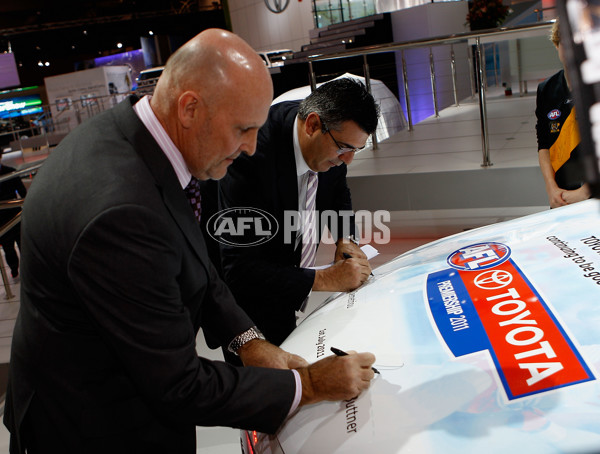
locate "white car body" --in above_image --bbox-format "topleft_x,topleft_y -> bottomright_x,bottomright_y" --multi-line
134,66 -> 164,96
272,73 -> 408,143
257,49 -> 294,68
244,199 -> 600,454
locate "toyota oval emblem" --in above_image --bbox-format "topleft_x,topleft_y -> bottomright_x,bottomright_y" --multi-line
473,269 -> 513,290
264,0 -> 290,13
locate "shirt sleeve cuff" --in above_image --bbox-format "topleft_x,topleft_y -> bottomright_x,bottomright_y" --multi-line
287,369 -> 303,417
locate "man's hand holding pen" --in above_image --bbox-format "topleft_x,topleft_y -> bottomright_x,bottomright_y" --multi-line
331,347 -> 379,374
334,237 -> 366,263
239,338 -> 309,370
239,339 -> 377,406
296,350 -> 377,406
312,243 -> 372,293
312,256 -> 372,291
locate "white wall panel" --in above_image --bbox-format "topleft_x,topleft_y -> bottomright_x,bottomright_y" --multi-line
229,0 -> 314,52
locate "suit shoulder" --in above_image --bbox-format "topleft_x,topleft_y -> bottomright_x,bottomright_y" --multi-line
261,101 -> 298,137
270,100 -> 300,114
265,102 -> 299,127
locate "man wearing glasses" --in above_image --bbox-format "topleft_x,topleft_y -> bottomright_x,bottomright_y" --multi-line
218,78 -> 380,354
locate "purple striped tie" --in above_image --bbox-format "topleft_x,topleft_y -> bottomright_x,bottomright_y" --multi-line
300,171 -> 318,268
185,177 -> 202,223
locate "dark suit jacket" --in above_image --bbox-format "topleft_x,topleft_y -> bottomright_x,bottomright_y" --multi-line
219,101 -> 355,346
4,97 -> 295,454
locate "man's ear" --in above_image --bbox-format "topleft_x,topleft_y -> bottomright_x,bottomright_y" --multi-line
304,112 -> 322,137
178,91 -> 201,129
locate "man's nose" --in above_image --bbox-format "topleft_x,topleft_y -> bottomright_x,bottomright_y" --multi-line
338,151 -> 355,165
242,131 -> 259,157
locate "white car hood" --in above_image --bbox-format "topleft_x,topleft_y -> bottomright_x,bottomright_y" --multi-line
254,199 -> 600,454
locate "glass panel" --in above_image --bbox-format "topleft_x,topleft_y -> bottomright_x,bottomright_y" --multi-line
313,0 -> 376,28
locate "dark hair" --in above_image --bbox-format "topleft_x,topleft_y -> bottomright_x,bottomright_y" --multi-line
297,78 -> 380,135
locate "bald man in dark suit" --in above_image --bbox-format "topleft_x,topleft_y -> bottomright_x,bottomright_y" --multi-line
4,29 -> 375,454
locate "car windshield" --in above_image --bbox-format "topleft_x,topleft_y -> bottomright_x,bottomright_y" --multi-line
137,68 -> 164,82
267,50 -> 293,65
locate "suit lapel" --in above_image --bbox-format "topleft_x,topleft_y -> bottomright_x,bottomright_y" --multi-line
112,97 -> 211,269
275,107 -> 300,213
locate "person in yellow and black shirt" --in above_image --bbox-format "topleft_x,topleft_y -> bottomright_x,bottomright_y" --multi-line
536,19 -> 590,208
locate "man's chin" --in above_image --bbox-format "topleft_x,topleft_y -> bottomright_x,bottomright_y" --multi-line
322,160 -> 338,171
207,164 -> 231,181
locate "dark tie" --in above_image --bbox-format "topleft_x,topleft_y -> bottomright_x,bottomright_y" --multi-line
185,177 -> 202,223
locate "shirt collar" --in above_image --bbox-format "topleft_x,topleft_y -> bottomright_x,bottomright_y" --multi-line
133,95 -> 193,189
293,115 -> 311,177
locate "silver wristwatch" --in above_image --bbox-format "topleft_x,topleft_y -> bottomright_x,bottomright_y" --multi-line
227,326 -> 265,355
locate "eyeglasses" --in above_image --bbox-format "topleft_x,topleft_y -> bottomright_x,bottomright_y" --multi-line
324,126 -> 366,155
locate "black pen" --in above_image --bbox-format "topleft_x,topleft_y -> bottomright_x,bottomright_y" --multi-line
330,347 -> 380,374
342,252 -> 374,277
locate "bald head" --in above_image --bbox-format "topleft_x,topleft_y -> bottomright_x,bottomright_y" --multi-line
152,29 -> 271,120
148,29 -> 274,180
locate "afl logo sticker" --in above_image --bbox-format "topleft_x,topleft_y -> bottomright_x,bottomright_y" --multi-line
547,109 -> 561,120
447,242 -> 511,271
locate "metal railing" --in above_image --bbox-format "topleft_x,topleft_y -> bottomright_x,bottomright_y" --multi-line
1,92 -> 130,154
0,93 -> 130,300
305,21 -> 556,167
0,163 -> 45,300
534,7 -> 556,22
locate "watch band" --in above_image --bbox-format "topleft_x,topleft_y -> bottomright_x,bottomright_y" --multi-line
227,326 -> 265,355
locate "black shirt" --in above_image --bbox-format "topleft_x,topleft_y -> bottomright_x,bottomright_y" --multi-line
535,69 -> 584,190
